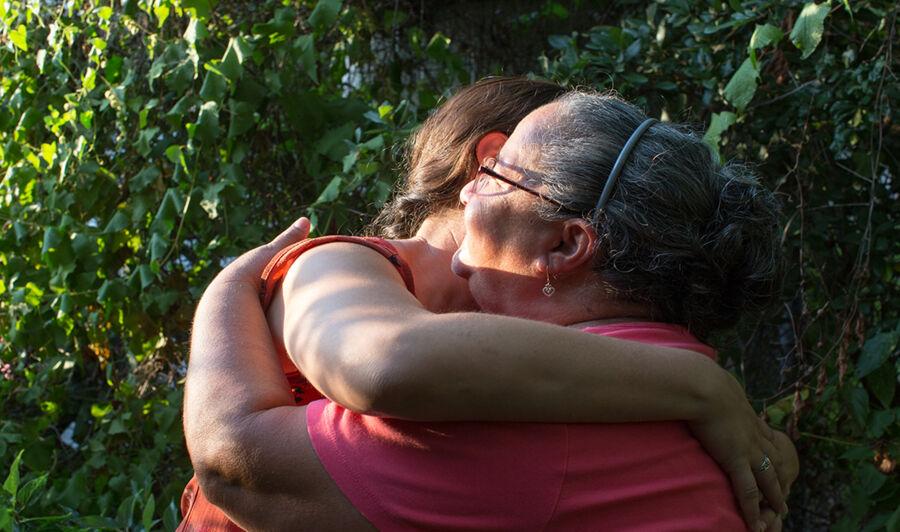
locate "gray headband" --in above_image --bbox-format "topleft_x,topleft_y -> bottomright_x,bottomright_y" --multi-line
594,118 -> 657,215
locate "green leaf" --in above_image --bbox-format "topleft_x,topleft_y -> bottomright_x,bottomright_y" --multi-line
154,4 -> 170,27
182,0 -> 215,21
151,188 -> 182,235
858,463 -> 886,495
109,417 -> 128,435
9,24 -> 27,51
195,101 -> 220,143
165,145 -> 185,167
42,227 -> 62,257
294,35 -> 318,83
723,57 -> 759,112
142,493 -> 156,531
40,142 -> 56,165
130,166 -> 161,192
840,446 -> 872,461
58,293 -> 73,315
857,328 -> 899,378
848,386 -> 869,426
308,0 -> 342,31
228,101 -> 256,138
750,23 -> 784,52
103,211 -> 129,234
790,1 -> 831,59
856,327 -> 900,379
134,127 -> 160,157
219,38 -> 244,81
199,70 -> 227,103
703,111 -> 736,153
3,450 -> 23,500
91,403 -> 113,418
150,233 -> 168,262
137,265 -> 154,289
105,55 -> 124,83
314,177 -> 343,204
867,409 -> 895,438
97,279 -> 126,304
866,361 -> 896,409
887,506 -> 900,532
17,473 -> 48,508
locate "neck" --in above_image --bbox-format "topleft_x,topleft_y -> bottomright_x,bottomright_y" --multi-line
390,213 -> 477,313
521,270 -> 654,328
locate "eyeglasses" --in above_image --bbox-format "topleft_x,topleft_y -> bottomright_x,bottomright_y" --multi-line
474,157 -> 573,212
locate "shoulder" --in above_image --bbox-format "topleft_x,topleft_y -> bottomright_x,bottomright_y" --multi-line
280,239 -> 419,312
285,239 -> 407,287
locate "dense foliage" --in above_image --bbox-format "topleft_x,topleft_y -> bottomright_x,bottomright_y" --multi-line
0,0 -> 896,530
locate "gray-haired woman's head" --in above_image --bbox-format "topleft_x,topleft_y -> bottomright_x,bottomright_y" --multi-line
531,91 -> 782,339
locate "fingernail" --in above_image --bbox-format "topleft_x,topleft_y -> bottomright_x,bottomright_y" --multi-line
757,521 -> 767,532
781,503 -> 789,516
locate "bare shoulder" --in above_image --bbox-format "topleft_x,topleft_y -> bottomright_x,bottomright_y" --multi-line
282,241 -> 417,307
287,241 -> 403,282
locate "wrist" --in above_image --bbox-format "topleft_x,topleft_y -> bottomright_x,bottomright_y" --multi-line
689,357 -> 736,422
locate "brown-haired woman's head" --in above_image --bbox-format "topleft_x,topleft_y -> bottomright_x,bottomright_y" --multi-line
372,76 -> 567,238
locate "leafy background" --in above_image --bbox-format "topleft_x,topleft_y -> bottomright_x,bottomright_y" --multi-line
0,0 -> 897,530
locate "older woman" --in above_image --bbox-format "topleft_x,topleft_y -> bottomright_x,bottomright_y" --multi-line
184,85 -> 795,530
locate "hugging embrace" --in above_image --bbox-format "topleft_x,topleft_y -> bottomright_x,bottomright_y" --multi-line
180,78 -> 798,531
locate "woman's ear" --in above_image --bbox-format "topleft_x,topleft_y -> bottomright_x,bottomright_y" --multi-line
475,131 -> 508,165
544,219 -> 598,276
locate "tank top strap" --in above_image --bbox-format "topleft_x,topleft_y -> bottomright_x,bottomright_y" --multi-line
259,235 -> 416,310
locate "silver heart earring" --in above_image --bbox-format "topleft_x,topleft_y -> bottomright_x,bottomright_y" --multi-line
542,268 -> 555,297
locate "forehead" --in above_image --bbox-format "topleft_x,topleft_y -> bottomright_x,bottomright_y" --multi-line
498,103 -> 556,177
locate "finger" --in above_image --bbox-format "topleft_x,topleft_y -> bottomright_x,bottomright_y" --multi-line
759,507 -> 778,531
219,218 -> 312,283
267,217 -> 311,250
729,465 -> 762,532
754,451 -> 785,517
758,417 -> 776,443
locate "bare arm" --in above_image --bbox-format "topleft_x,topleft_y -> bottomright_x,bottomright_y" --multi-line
184,220 -> 371,530
274,242 -> 749,424
270,242 -> 790,529
187,225 -> 790,531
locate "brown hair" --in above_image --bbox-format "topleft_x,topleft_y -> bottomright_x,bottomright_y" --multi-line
371,76 -> 567,238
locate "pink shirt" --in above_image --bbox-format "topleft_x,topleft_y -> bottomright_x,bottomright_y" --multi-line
306,322 -> 744,531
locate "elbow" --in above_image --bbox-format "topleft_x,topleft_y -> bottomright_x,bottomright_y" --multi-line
345,324 -> 439,418
314,326 -> 426,418
193,461 -> 234,510
187,426 -> 255,508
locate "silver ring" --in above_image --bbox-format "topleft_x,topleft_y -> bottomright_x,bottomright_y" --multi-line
757,453 -> 772,473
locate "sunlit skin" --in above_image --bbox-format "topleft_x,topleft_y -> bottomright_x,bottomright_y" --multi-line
184,103 -> 796,531
452,104 -> 653,325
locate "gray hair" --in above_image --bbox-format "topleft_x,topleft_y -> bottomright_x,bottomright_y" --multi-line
530,91 -> 782,339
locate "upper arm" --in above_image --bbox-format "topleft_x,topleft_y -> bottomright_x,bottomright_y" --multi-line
199,405 -> 372,531
272,243 -> 430,412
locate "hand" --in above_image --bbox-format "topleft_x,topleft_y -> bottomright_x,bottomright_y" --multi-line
211,218 -> 311,289
688,371 -> 788,532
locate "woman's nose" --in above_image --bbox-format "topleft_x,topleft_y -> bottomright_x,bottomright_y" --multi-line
459,178 -> 476,205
